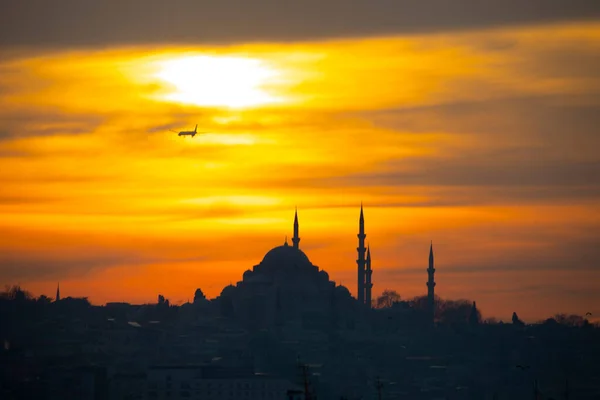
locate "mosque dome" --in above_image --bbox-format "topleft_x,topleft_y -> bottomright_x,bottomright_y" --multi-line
260,242 -> 312,269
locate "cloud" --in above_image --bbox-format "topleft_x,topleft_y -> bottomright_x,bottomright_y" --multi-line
0,109 -> 106,140
0,149 -> 30,158
1,0 -> 599,49
338,156 -> 600,188
0,223 -> 299,283
362,94 -> 600,140
258,157 -> 600,206
0,252 -> 152,282
0,195 -> 63,205
378,231 -> 600,275
287,94 -> 600,205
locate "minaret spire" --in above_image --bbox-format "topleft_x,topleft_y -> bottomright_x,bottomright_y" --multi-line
56,282 -> 60,302
365,244 -> 373,308
427,241 -> 436,323
359,202 -> 364,228
292,207 -> 300,249
357,203 -> 367,306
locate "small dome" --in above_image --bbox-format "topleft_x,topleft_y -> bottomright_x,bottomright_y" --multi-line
219,284 -> 236,297
319,270 -> 330,281
335,285 -> 352,297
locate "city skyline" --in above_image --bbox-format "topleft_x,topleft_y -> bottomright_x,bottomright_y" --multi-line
1,18 -> 599,322
7,204 -> 596,324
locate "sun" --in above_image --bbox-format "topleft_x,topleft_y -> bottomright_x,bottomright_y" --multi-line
153,55 -> 284,108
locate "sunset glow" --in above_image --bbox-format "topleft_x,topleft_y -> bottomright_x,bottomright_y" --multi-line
1,21 -> 599,322
153,55 -> 286,108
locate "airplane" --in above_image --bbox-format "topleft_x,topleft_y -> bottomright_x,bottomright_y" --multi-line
170,125 -> 207,138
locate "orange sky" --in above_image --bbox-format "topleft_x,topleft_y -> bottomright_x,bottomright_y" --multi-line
1,22 -> 599,322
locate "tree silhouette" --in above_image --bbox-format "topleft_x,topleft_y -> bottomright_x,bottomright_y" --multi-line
193,288 -> 206,304
437,299 -> 475,325
1,285 -> 32,301
37,295 -> 52,305
554,314 -> 585,327
512,312 -> 525,326
375,290 -> 401,308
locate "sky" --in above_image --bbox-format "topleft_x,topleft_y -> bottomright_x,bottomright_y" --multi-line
0,1 -> 599,322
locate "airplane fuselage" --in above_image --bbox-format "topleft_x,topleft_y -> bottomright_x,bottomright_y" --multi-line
176,124 -> 198,137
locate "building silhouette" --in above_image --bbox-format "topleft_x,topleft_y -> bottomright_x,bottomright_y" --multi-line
427,241 -> 436,322
213,209 -> 357,330
365,244 -> 373,309
292,207 -> 300,249
356,203 -> 368,307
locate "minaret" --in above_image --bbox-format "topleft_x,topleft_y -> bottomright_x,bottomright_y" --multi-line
427,241 -> 436,322
365,244 -> 373,308
292,207 -> 300,249
469,301 -> 479,325
357,203 -> 367,305
56,283 -> 61,302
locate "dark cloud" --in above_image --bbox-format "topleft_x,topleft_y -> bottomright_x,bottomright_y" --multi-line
0,195 -> 63,205
0,252 -> 211,282
0,172 -> 119,185
0,149 -> 30,157
0,252 -> 151,282
1,0 -> 599,49
363,94 -> 600,141
338,156 -> 600,188
260,154 -> 600,205
287,95 -> 600,204
0,109 -> 106,140
378,240 -> 600,278
520,47 -> 600,80
0,225 -> 288,283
